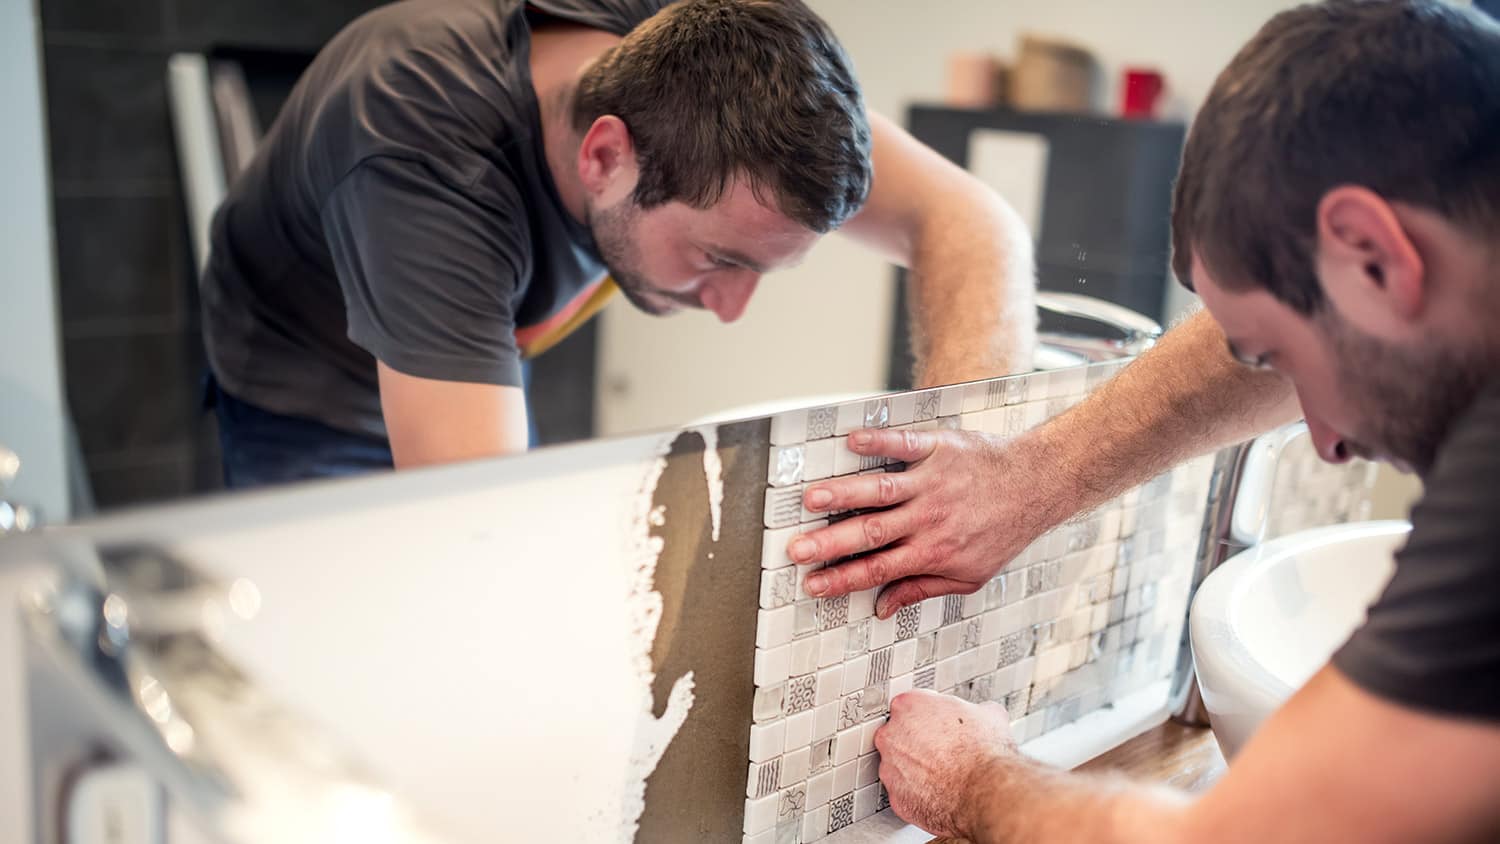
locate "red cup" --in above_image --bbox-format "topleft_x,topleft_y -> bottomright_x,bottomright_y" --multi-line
1122,68 -> 1165,119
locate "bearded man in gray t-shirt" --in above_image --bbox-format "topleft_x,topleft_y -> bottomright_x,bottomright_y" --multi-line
201,0 -> 1039,488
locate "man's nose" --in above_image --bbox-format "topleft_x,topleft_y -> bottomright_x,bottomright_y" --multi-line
1304,415 -> 1352,463
700,271 -> 761,323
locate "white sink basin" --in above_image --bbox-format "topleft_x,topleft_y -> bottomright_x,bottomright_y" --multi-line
1189,520 -> 1409,758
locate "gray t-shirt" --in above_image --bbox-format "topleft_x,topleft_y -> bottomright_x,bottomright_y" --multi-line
201,0 -> 669,438
1333,378 -> 1500,721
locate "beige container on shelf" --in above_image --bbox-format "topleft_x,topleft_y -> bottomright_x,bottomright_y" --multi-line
944,51 -> 1007,109
1011,35 -> 1098,113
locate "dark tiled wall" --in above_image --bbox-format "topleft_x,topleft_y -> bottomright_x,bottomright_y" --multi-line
39,0 -> 390,509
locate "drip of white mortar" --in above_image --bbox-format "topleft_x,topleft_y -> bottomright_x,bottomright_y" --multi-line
602,427 -> 729,842
692,425 -> 724,542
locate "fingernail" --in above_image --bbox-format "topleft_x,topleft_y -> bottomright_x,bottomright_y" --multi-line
851,431 -> 872,448
806,573 -> 827,596
807,489 -> 832,510
788,538 -> 812,562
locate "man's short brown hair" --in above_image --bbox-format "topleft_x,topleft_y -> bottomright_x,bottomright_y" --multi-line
1171,0 -> 1500,314
572,0 -> 872,234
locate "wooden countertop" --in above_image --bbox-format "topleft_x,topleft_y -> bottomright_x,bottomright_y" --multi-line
1075,720 -> 1226,792
928,722 -> 1227,843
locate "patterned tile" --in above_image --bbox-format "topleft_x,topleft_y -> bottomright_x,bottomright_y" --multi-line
818,595 -> 849,631
807,407 -> 838,440
786,674 -> 817,715
913,390 -> 941,422
997,628 -> 1033,668
828,793 -> 854,833
778,785 -> 806,823
754,758 -> 782,799
893,604 -> 921,640
866,647 -> 893,685
961,618 -> 982,651
941,594 -> 964,626
838,690 -> 863,731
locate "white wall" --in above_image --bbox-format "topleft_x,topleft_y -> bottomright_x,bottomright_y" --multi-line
596,0 -> 1314,436
0,0 -> 69,521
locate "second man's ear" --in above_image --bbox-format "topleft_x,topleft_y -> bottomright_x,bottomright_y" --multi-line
1314,185 -> 1426,338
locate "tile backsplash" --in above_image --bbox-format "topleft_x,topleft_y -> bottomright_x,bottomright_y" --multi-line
742,361 -> 1218,842
1264,431 -> 1378,540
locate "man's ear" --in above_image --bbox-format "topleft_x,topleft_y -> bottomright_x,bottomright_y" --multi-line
576,115 -> 638,202
1314,185 -> 1426,339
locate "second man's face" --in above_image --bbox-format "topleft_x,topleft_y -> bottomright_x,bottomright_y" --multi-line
587,176 -> 821,324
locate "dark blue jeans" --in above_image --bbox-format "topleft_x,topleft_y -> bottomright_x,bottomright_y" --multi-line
205,365 -> 537,490
205,374 -> 394,490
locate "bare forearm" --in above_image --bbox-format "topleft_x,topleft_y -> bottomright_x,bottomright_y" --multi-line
967,758 -> 1190,844
1021,309 -> 1299,523
842,113 -> 1037,385
907,195 -> 1037,386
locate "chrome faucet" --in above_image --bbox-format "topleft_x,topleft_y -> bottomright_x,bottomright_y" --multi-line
1036,291 -> 1164,362
19,540 -> 455,844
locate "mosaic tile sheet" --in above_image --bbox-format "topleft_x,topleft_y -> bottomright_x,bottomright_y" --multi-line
742,361 -> 1222,842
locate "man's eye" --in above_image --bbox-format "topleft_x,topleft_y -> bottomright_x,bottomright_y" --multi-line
1231,346 -> 1274,370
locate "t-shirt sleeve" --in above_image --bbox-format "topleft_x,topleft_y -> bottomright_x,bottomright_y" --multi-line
320,155 -> 528,387
1331,386 -> 1500,722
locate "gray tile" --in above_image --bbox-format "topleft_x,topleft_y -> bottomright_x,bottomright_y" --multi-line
64,328 -> 204,458
54,194 -> 187,326
85,451 -> 210,508
44,44 -> 176,186
41,0 -> 168,37
167,0 -> 391,51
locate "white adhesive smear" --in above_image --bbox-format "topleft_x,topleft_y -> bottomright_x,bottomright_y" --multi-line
607,432 -> 710,842
693,425 -> 724,543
